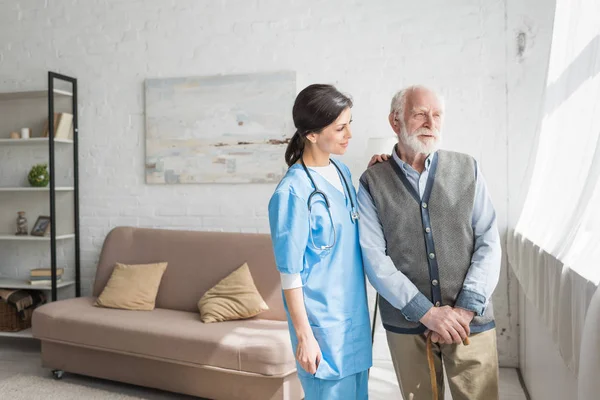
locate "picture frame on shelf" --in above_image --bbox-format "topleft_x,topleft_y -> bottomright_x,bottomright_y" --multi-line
30,216 -> 51,237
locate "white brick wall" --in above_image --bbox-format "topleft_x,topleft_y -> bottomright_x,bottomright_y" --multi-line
0,0 -> 550,367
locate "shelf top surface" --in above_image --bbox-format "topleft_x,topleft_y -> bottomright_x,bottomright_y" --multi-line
0,138 -> 73,145
0,278 -> 74,290
0,89 -> 73,100
0,187 -> 74,191
0,234 -> 75,241
0,328 -> 33,338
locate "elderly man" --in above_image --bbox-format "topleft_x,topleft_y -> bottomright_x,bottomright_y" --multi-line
358,85 -> 501,400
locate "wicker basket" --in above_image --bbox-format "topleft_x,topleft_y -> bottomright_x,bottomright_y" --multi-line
0,299 -> 33,332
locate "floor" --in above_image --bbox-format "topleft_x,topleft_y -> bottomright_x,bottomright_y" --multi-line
0,330 -> 529,400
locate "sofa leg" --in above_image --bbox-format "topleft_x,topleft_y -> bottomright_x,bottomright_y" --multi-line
52,370 -> 64,380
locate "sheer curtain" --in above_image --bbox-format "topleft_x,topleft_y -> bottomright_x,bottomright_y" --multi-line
507,0 -> 600,377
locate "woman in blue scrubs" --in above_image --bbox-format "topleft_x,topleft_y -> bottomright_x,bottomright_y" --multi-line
268,84 -> 373,399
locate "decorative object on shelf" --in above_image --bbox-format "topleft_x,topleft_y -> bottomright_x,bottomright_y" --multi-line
15,212 -> 28,236
144,71 -> 295,184
20,127 -> 30,139
9,131 -> 20,139
27,163 -> 50,187
31,215 -> 51,237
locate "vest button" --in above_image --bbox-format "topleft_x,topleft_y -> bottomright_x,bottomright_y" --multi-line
425,227 -> 431,233
435,301 -> 441,307
432,279 -> 439,286
422,202 -> 428,208
429,252 -> 435,259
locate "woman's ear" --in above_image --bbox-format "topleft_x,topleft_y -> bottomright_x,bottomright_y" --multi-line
306,132 -> 318,144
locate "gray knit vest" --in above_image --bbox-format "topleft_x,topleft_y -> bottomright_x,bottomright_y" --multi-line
360,150 -> 494,334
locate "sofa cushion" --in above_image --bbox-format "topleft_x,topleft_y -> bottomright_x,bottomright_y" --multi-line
32,297 -> 295,377
198,263 -> 269,323
95,262 -> 167,311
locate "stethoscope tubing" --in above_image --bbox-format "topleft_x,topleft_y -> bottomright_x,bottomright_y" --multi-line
300,157 -> 359,250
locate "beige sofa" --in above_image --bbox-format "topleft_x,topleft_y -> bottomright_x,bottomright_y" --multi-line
32,227 -> 303,400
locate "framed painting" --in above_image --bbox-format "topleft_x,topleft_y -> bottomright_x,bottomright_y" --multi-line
145,71 -> 296,184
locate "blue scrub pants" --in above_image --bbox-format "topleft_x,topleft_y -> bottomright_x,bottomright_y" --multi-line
298,370 -> 368,399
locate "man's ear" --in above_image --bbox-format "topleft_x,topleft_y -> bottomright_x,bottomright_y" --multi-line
389,113 -> 400,132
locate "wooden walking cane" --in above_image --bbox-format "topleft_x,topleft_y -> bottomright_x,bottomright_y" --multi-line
426,332 -> 471,400
371,295 -> 471,399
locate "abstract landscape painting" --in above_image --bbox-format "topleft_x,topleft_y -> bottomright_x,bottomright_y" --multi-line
145,71 -> 296,184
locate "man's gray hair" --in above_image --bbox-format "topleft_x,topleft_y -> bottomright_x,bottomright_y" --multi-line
389,85 -> 445,122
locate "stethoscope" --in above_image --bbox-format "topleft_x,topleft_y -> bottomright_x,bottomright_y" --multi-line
300,157 -> 360,250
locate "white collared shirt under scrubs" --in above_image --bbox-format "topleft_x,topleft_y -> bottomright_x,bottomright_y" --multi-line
268,160 -> 372,400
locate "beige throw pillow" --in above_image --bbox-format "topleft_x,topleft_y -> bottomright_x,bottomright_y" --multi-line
95,262 -> 168,311
198,262 -> 269,323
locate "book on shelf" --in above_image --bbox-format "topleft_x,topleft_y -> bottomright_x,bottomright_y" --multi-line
30,268 -> 64,277
30,275 -> 62,281
42,113 -> 59,138
42,113 -> 73,139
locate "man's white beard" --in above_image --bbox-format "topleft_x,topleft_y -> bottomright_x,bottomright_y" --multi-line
399,127 -> 442,155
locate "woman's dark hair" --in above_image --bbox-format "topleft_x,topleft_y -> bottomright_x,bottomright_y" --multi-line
285,84 -> 353,167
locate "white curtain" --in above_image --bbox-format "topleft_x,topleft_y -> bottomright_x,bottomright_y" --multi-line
507,0 -> 600,379
579,286 -> 600,400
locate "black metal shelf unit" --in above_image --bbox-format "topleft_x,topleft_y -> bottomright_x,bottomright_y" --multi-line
48,71 -> 81,301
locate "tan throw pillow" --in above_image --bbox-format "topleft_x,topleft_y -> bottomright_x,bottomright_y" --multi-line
95,262 -> 168,311
198,262 -> 269,323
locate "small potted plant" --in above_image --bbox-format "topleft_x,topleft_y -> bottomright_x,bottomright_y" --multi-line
28,163 -> 50,187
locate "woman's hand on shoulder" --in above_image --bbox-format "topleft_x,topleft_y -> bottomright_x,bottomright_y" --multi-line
367,153 -> 391,168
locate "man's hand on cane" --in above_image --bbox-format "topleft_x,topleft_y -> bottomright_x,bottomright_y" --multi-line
420,305 -> 472,344
423,307 -> 475,344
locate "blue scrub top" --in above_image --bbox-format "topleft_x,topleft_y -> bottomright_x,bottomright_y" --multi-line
268,160 -> 372,380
